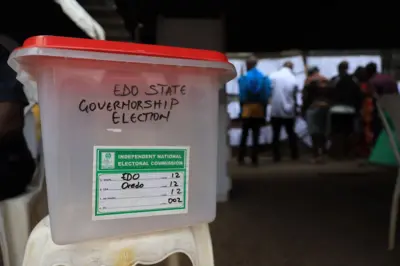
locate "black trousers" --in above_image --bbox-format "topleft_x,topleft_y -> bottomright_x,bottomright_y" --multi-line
238,118 -> 264,164
270,117 -> 298,161
330,113 -> 356,158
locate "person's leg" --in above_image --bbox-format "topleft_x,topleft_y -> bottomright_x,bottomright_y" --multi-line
343,114 -> 356,157
321,135 -> 328,155
311,134 -> 320,159
271,117 -> 282,162
316,107 -> 329,158
306,108 -> 319,159
238,119 -> 250,164
251,119 -> 261,165
320,108 -> 329,155
330,113 -> 346,159
284,118 -> 299,160
335,114 -> 350,158
306,108 -> 319,160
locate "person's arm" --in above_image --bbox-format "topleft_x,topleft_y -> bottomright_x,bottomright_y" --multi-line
0,102 -> 24,139
301,83 -> 310,116
238,76 -> 247,104
240,64 -> 245,77
293,85 -> 299,115
353,81 -> 363,112
0,44 -> 29,139
268,74 -> 275,104
263,76 -> 272,105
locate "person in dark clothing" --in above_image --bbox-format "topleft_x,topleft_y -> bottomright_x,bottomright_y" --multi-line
328,61 -> 363,158
353,66 -> 375,157
365,62 -> 399,145
0,37 -> 35,201
302,66 -> 330,163
366,62 -> 398,96
330,61 -> 363,112
237,55 -> 271,166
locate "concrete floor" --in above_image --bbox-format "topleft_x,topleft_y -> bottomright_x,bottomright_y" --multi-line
155,159 -> 400,265
3,158 -> 400,266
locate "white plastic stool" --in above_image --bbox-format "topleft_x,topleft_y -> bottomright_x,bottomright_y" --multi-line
0,106 -> 47,266
0,158 -> 47,266
23,216 -> 214,266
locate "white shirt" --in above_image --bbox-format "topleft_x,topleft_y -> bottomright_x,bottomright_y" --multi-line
269,67 -> 297,118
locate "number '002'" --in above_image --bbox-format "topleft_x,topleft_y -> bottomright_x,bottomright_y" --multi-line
168,197 -> 182,204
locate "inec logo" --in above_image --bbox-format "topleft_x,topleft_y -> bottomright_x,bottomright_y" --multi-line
101,152 -> 115,169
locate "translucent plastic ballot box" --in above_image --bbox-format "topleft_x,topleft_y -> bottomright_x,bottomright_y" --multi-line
8,36 -> 236,244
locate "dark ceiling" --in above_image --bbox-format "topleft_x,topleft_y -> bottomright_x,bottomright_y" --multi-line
1,0 -> 399,52
1,0 -> 89,43
117,0 -> 400,52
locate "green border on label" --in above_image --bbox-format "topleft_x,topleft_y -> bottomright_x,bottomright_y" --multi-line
94,146 -> 189,217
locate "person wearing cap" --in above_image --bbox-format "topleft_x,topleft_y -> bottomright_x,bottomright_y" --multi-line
269,61 -> 299,162
0,37 -> 35,200
302,66 -> 330,163
237,55 -> 271,166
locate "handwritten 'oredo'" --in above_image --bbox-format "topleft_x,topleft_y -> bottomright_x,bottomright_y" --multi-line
121,182 -> 144,189
77,83 -> 187,124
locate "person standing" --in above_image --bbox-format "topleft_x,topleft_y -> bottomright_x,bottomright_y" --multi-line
366,62 -> 398,96
237,55 -> 271,166
0,37 -> 35,200
328,61 -> 362,158
353,66 -> 374,157
365,62 -> 398,145
302,66 -> 330,163
269,61 -> 299,162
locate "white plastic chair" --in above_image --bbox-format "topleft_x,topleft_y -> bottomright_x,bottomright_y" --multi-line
375,95 -> 400,250
23,216 -> 214,266
0,106 -> 47,266
0,161 -> 46,266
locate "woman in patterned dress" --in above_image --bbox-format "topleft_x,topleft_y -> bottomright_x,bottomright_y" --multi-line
353,67 -> 374,157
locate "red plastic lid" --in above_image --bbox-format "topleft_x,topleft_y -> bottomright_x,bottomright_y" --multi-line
21,36 -> 229,63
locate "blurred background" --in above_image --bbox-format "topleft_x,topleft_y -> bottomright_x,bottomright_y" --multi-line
2,1 -> 400,265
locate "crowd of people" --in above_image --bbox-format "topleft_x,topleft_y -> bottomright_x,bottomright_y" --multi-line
237,55 -> 399,166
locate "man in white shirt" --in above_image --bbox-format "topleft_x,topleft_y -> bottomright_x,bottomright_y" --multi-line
269,61 -> 299,162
